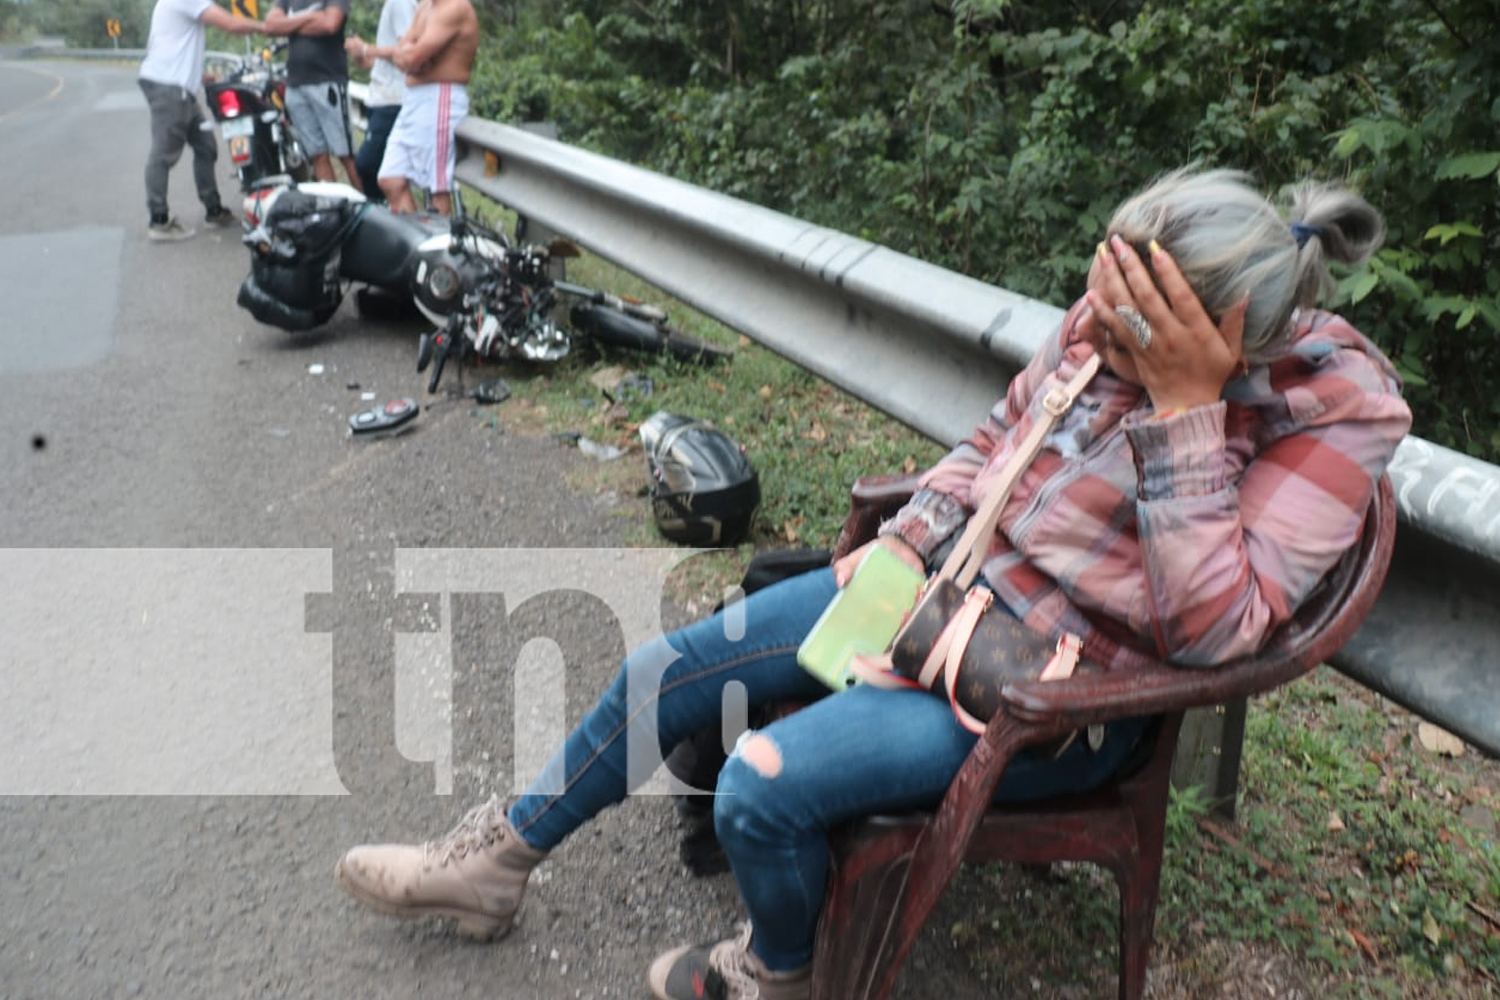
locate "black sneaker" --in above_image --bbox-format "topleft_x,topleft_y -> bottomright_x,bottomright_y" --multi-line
647,922 -> 810,1000
204,205 -> 236,227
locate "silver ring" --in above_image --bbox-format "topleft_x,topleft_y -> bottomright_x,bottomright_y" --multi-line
1115,305 -> 1153,350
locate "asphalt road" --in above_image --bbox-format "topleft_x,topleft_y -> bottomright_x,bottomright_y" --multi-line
0,58 -> 1013,1000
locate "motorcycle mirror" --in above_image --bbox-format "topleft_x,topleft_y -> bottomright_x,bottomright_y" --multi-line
548,237 -> 583,259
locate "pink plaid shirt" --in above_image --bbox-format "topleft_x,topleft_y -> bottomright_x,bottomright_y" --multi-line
881,299 -> 1412,670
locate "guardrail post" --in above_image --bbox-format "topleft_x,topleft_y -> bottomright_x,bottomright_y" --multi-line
512,122 -> 566,281
1172,701 -> 1249,818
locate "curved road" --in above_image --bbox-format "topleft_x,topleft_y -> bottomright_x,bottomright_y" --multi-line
0,58 -> 1003,1000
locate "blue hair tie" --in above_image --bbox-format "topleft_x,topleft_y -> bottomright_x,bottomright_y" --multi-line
1291,221 -> 1324,248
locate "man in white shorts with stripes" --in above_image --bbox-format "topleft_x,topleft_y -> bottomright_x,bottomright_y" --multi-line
379,0 -> 479,216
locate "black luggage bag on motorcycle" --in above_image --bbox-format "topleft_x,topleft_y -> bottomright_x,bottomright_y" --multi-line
237,188 -> 360,331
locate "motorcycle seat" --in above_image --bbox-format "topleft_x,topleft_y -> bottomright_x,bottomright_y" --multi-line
341,207 -> 452,289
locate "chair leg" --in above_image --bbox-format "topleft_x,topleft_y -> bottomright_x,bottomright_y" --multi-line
813,850 -> 917,1000
814,724 -> 1037,1000
1115,862 -> 1158,1000
1113,715 -> 1182,1000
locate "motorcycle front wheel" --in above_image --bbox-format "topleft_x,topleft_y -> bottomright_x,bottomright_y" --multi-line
569,304 -> 732,365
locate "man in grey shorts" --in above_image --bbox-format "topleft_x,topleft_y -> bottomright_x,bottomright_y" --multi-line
264,0 -> 363,192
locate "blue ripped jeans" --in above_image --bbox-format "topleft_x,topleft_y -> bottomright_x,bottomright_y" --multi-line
508,566 -> 1148,972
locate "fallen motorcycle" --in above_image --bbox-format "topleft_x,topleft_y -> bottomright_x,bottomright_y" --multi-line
203,41 -> 310,191
414,215 -> 733,393
233,179 -> 732,392
237,179 -> 502,332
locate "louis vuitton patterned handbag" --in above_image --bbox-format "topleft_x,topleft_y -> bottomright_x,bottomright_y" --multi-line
859,354 -> 1101,734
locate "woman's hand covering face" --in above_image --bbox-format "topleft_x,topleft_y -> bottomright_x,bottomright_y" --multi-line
1081,236 -> 1249,412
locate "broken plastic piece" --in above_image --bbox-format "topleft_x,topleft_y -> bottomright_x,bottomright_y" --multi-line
578,437 -> 626,461
472,378 -> 512,405
616,374 -> 654,401
349,397 -> 420,438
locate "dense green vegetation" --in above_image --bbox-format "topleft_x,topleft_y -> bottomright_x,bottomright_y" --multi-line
471,0 -> 1497,464
7,0 -> 1497,461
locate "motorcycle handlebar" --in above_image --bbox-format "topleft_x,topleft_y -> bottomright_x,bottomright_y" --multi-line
424,315 -> 468,394
449,215 -> 507,250
553,280 -> 669,323
220,38 -> 289,78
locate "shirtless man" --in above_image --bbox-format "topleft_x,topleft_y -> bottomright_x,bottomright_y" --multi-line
377,0 -> 479,214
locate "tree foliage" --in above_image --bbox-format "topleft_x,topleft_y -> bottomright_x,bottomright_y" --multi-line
2,0 -> 156,48
464,0 -> 1500,462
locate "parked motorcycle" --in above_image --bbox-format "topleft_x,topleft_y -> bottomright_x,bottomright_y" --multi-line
203,41 -> 309,191
234,179 -> 732,392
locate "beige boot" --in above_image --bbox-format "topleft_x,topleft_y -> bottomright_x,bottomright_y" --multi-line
335,796 -> 547,940
648,921 -> 812,1000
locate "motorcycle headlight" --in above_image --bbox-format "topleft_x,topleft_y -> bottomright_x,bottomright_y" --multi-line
423,262 -> 462,302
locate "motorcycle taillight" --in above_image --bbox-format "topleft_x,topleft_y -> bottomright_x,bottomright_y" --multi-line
215,90 -> 242,117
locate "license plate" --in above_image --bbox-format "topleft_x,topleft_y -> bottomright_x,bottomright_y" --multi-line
222,117 -> 254,139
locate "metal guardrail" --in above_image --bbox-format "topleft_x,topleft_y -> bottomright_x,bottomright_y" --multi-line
18,46 -> 144,60
440,118 -> 1500,761
454,117 -> 1056,449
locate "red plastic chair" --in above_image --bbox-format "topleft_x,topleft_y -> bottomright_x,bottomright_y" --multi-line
811,473 -> 1397,1000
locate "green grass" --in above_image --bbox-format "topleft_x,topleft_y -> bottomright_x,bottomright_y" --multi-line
948,672 -> 1499,997
1214,672 -> 1500,985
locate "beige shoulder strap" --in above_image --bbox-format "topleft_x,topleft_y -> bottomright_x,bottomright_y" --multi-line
937,353 -> 1101,590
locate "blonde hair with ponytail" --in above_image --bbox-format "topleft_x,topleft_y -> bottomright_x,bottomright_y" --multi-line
1106,166 -> 1385,362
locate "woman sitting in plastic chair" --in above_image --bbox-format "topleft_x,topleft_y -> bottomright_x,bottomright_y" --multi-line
333,166 -> 1413,1000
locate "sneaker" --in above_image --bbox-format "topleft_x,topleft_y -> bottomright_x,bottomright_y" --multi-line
648,922 -> 812,1000
147,217 -> 194,242
204,205 -> 236,227
334,796 -> 547,940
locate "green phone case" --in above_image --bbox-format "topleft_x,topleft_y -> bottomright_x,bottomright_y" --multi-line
797,544 -> 926,690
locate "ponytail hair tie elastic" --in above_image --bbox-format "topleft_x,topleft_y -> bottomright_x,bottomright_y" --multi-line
1290,221 -> 1324,248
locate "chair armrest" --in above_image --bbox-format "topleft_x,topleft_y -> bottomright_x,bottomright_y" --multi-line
832,472 -> 923,560
998,652 -> 1309,729
849,472 -> 924,508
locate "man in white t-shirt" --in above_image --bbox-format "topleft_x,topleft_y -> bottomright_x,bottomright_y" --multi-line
344,0 -> 418,203
138,0 -> 263,242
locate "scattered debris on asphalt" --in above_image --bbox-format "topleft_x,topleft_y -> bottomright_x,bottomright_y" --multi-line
578,437 -> 626,461
472,378 -> 512,405
349,398 -> 420,439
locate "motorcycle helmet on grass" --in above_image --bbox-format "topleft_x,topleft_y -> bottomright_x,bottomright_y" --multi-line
639,412 -> 760,546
